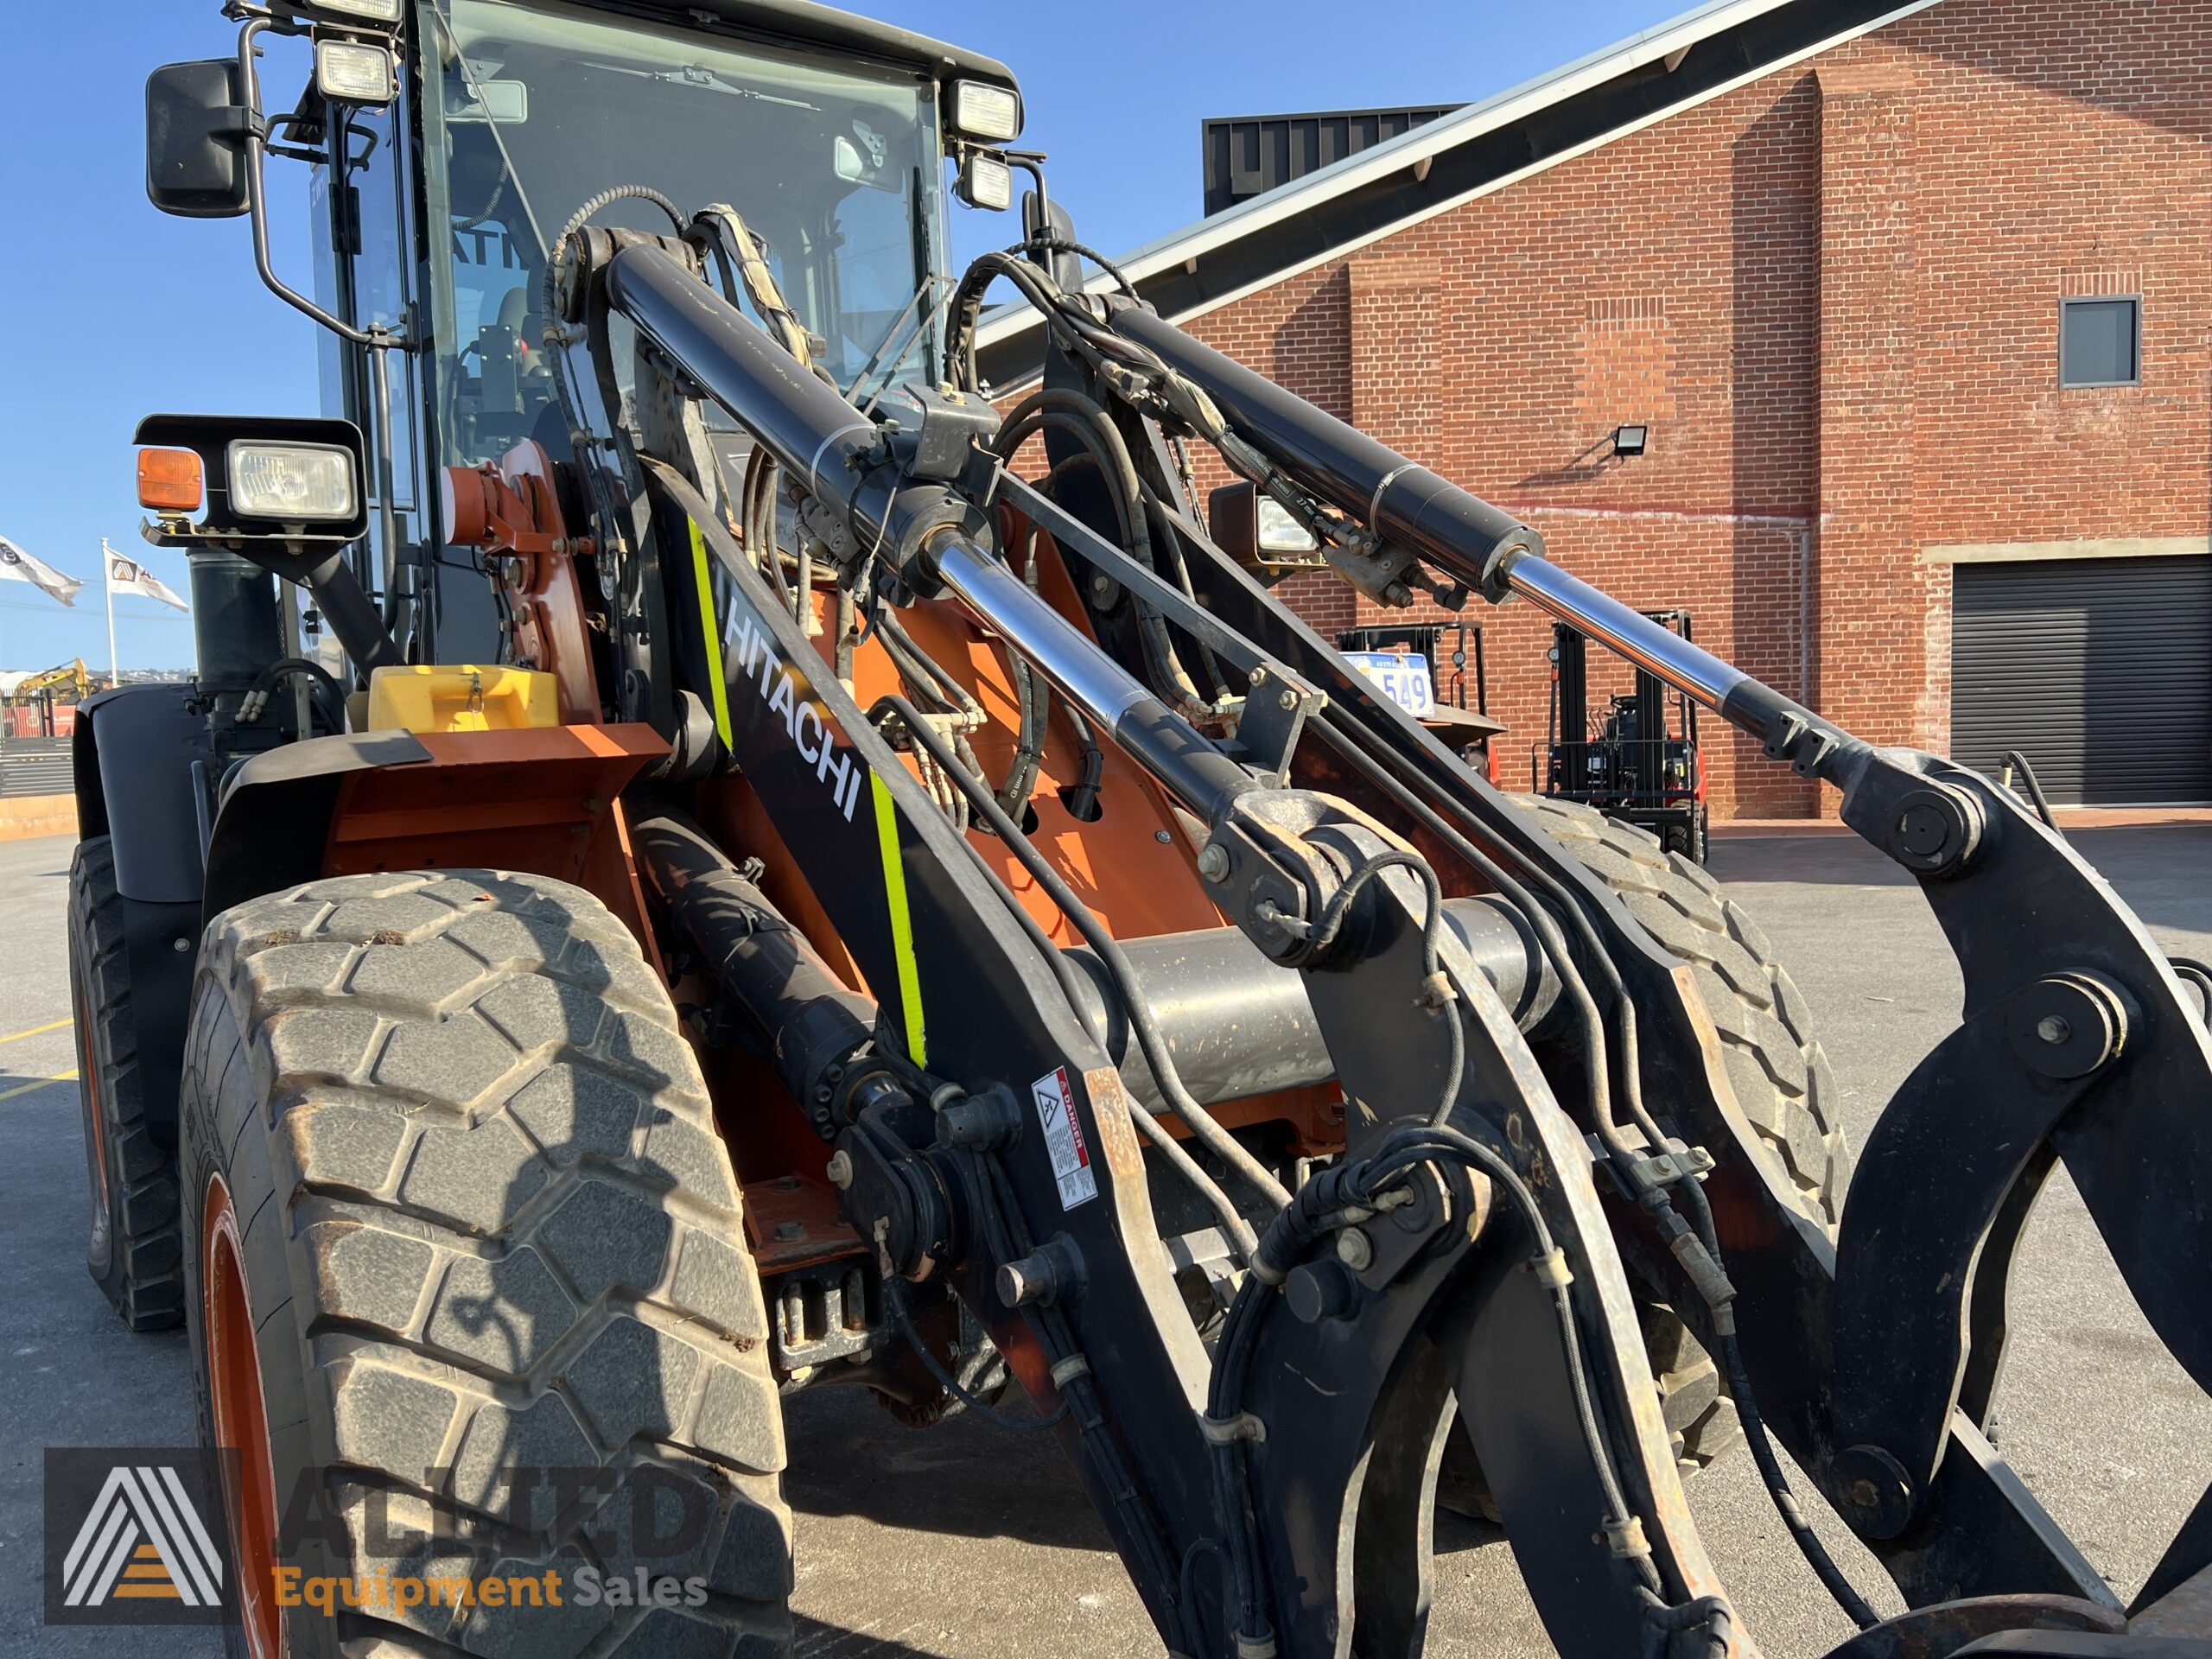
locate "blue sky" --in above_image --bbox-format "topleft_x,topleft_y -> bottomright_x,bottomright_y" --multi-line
0,0 -> 1680,674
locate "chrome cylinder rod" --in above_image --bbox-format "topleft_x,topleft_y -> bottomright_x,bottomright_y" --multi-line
931,536 -> 1252,817
600,240 -> 1255,820
1497,552 -> 1747,713
1107,298 -> 1836,757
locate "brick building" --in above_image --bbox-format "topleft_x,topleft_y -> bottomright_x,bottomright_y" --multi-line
981,0 -> 2212,817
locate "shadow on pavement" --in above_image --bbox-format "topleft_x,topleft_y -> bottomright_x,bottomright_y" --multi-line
1711,823 -> 2212,916
781,1379 -> 1522,1573
781,1385 -> 1116,1552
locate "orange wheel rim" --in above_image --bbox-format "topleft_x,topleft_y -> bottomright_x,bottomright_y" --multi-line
204,1173 -> 284,1659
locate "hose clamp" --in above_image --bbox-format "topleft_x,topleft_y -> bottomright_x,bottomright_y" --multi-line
1367,462 -> 1418,531
1199,1411 -> 1267,1446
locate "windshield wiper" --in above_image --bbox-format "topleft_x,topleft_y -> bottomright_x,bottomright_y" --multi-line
849,274 -> 950,410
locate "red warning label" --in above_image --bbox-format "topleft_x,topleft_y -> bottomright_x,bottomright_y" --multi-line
1032,1065 -> 1098,1211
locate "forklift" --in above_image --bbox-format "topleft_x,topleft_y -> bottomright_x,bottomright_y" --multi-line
1334,620 -> 1503,761
1541,609 -> 1709,861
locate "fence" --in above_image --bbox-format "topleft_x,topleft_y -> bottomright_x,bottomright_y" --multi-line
0,738 -> 73,799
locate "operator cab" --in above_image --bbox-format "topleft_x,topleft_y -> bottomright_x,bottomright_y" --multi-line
143,0 -> 1022,676
420,0 -> 954,467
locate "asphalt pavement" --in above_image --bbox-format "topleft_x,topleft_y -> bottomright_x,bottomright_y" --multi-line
1,825 -> 2207,1657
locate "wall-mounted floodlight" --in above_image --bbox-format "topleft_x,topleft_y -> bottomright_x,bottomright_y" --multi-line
1612,423 -> 1649,459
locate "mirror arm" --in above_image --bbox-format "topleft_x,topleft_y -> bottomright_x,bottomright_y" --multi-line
232,15 -> 393,351
226,16 -> 422,658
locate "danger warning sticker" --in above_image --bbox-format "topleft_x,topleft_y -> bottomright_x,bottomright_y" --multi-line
1032,1065 -> 1098,1211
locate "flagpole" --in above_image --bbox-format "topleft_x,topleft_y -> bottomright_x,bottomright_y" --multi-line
103,540 -> 119,689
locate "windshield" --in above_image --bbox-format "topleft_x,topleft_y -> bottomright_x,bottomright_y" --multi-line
419,0 -> 944,466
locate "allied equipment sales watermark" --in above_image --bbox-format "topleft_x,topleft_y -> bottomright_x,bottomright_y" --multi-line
47,1449 -> 715,1627
44,1449 -> 236,1625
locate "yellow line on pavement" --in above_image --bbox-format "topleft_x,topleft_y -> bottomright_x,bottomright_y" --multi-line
0,1018 -> 70,1046
0,1068 -> 77,1103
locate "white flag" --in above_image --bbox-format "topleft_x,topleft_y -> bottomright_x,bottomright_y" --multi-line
0,535 -> 84,607
105,547 -> 188,612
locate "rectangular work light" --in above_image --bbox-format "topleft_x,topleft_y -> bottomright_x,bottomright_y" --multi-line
1256,495 -> 1321,555
316,40 -> 398,105
227,442 -> 359,522
957,151 -> 1013,212
950,80 -> 1021,143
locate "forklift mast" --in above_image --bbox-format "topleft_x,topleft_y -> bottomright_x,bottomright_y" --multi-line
1545,608 -> 1708,859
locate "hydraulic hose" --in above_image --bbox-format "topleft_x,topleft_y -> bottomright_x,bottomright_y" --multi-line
874,695 -> 1282,1252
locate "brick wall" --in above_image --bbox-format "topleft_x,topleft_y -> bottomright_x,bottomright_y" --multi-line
1173,0 -> 2212,817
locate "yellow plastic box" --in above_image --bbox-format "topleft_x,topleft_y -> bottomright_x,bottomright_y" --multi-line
365,664 -> 560,734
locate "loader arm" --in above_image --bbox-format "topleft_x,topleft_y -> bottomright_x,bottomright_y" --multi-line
529,210 -> 2210,1659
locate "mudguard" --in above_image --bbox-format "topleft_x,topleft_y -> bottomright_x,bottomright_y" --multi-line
71,683 -> 211,1151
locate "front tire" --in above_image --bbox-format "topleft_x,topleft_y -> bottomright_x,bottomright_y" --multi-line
1440,798 -> 1850,1516
181,869 -> 793,1657
71,836 -> 185,1331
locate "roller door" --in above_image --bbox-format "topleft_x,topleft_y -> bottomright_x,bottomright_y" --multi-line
1951,555 -> 2212,805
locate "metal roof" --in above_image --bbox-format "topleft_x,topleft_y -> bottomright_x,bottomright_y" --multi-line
976,0 -> 1941,388
1203,105 -> 1464,217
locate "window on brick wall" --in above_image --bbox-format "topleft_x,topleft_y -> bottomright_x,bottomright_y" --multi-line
2059,296 -> 2141,387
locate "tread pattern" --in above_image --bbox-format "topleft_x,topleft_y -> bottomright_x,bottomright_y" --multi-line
71,836 -> 185,1330
1442,797 -> 1853,1521
181,870 -> 791,1658
1509,795 -> 1853,1226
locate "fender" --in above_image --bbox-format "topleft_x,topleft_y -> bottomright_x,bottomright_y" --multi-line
72,683 -> 212,1151
74,683 -> 208,897
201,723 -> 671,951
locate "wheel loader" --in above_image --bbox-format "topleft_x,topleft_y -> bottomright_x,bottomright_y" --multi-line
68,1 -> 2210,1654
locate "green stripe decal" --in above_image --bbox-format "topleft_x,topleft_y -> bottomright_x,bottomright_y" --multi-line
688,518 -> 734,748
870,771 -> 927,1065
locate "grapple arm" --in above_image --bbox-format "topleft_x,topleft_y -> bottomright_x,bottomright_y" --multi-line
551,224 -> 2209,1659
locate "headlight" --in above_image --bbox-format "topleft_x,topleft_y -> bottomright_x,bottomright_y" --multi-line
227,442 -> 359,522
950,80 -> 1020,143
316,41 -> 397,105
1256,496 -> 1320,554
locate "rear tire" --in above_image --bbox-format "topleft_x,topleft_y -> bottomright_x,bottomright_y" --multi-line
181,869 -> 792,1657
1439,797 -> 1850,1517
71,836 -> 185,1331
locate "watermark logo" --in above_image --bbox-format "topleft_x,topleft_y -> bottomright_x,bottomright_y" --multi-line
47,1450 -> 717,1625
44,1449 -> 235,1626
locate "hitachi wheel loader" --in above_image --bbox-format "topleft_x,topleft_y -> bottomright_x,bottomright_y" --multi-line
67,1 -> 2210,1654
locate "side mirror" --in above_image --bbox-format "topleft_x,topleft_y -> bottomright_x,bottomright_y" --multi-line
146,60 -> 251,219
1021,188 -> 1083,290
